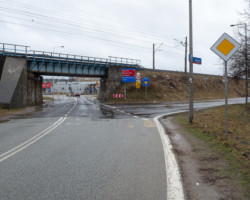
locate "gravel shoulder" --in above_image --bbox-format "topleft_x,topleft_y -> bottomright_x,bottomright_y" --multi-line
161,116 -> 248,200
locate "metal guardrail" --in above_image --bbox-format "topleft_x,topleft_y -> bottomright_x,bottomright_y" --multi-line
109,56 -> 141,65
0,43 -> 29,56
0,43 -> 141,67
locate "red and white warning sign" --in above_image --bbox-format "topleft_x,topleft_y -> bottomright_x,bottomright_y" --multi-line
113,94 -> 124,99
136,72 -> 141,80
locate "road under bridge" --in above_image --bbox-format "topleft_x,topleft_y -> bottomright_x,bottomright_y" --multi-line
0,43 -> 141,108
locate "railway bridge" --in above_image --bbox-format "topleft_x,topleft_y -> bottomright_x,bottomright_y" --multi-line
0,43 -> 142,108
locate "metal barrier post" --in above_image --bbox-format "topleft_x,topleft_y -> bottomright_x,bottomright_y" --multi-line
25,46 -> 27,56
33,51 -> 35,62
43,52 -> 44,64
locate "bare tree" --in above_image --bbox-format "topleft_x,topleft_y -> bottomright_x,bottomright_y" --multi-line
228,1 -> 250,79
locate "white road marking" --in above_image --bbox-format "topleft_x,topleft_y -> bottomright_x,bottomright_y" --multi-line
153,111 -> 187,200
0,100 -> 78,164
0,117 -> 66,163
102,104 -> 145,120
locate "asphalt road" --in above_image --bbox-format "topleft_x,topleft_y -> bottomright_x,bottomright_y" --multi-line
0,96 -> 166,200
0,96 -> 245,200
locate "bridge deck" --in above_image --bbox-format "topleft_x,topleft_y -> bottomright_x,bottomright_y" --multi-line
0,43 -> 141,77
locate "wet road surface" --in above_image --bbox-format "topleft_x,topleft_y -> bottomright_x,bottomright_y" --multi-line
0,96 -> 245,200
0,96 -> 166,200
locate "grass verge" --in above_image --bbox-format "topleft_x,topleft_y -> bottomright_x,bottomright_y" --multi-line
175,103 -> 250,198
0,107 -> 25,116
43,97 -> 54,101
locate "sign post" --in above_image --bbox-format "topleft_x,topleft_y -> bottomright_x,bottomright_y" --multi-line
136,72 -> 141,89
211,33 -> 240,139
122,68 -> 135,102
143,77 -> 149,100
124,83 -> 126,101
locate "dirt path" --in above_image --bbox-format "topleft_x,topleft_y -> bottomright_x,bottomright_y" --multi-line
161,116 -> 247,200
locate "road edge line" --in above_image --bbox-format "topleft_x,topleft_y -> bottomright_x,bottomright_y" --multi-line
153,111 -> 187,200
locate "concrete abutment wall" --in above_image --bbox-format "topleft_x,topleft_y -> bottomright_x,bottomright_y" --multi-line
99,65 -> 124,102
0,56 -> 43,108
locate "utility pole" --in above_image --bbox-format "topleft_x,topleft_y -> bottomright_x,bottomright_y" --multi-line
153,43 -> 155,70
245,23 -> 248,108
152,43 -> 163,70
189,0 -> 194,123
185,36 -> 188,74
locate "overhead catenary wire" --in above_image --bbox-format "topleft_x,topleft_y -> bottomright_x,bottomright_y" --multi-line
0,3 -> 178,45
0,0 -> 188,63
0,0 -> 178,42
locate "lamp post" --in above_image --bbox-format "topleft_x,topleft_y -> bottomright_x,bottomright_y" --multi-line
153,43 -> 163,70
189,0 -> 194,123
230,23 -> 248,108
52,45 -> 64,100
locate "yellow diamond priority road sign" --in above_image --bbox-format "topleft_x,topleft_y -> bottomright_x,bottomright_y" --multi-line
211,33 -> 240,61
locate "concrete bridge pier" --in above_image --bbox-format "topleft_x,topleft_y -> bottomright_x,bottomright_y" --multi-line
99,65 -> 123,102
0,56 -> 43,109
27,73 -> 43,107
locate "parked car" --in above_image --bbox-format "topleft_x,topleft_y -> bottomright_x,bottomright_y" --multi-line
75,93 -> 80,97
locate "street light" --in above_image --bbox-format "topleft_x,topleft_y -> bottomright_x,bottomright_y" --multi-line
52,45 -> 64,100
230,23 -> 248,107
153,43 -> 163,70
53,45 -> 64,55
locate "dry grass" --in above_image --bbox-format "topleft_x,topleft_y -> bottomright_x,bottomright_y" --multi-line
0,107 -> 25,116
191,104 -> 249,159
176,103 -> 250,196
107,71 -> 247,103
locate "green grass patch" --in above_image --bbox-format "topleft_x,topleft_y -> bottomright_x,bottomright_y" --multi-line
175,103 -> 250,197
43,97 -> 54,101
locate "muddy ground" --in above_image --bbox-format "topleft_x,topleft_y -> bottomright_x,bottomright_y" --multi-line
161,116 -> 247,200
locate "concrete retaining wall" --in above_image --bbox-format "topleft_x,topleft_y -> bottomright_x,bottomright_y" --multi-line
0,56 -> 43,108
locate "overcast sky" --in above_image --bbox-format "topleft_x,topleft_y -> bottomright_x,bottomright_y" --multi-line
0,0 -> 247,75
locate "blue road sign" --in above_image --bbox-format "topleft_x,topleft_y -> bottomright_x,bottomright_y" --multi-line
122,76 -> 136,83
143,77 -> 150,86
193,57 -> 202,64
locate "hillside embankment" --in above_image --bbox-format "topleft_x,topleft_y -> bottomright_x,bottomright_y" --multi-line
107,70 -> 248,103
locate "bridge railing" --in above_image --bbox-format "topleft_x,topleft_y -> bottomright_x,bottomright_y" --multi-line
0,43 -> 141,67
27,50 -> 109,66
109,56 -> 141,65
0,43 -> 29,56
